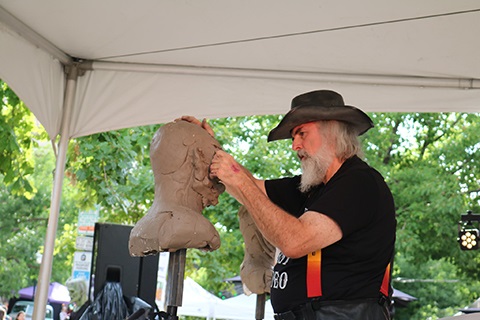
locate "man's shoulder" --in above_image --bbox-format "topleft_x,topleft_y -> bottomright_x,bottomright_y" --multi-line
266,175 -> 301,186
341,157 -> 385,181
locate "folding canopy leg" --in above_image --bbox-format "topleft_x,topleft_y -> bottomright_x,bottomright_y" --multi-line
32,65 -> 78,320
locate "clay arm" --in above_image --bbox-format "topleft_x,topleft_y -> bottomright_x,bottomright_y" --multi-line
238,205 -> 275,294
210,150 -> 342,259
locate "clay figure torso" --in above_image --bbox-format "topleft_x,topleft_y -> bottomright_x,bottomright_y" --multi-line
129,120 -> 225,255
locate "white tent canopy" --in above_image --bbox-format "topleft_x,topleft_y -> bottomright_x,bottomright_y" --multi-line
1,1 -> 480,319
1,1 -> 480,140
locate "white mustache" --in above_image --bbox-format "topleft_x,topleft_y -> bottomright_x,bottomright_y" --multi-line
297,149 -> 310,159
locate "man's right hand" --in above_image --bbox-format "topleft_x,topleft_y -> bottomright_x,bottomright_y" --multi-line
176,115 -> 215,137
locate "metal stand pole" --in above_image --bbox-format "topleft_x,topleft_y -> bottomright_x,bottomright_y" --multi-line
255,293 -> 266,320
162,249 -> 187,320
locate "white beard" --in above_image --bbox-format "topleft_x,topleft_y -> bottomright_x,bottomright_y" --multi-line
299,148 -> 334,193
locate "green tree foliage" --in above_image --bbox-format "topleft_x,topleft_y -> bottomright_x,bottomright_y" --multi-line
0,80 -> 38,196
1,80 -> 480,319
0,81 -> 75,299
66,126 -> 159,223
365,113 -> 480,319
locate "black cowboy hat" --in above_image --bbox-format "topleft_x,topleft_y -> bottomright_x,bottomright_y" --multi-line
267,90 -> 374,142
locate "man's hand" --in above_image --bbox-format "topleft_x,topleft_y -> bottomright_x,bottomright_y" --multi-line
176,115 -> 215,137
209,150 -> 253,202
209,150 -> 243,184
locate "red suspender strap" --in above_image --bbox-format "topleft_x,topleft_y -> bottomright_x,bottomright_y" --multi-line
307,250 -> 322,297
307,251 -> 390,298
380,262 -> 391,297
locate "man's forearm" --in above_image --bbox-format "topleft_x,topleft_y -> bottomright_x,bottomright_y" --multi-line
233,174 -> 302,255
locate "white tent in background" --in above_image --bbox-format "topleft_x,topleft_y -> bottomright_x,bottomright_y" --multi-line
219,293 -> 275,320
159,278 -> 274,320
176,277 -> 221,319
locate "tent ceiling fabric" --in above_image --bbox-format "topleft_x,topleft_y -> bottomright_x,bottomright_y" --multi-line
1,0 -> 480,139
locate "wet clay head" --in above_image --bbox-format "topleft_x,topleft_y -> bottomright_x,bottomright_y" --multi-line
129,120 -> 225,255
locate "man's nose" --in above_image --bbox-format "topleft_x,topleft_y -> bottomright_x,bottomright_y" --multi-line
292,137 -> 302,151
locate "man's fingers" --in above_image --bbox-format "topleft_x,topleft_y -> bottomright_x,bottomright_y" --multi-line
209,151 -> 224,177
176,115 -> 201,124
201,118 -> 215,137
176,116 -> 215,137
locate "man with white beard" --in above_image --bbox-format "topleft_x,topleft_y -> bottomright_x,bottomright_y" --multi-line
183,89 -> 396,320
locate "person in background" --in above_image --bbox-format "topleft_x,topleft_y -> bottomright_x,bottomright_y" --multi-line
0,306 -> 6,320
183,89 -> 396,320
65,277 -> 89,320
14,311 -> 24,320
0,302 -> 10,320
59,304 -> 69,320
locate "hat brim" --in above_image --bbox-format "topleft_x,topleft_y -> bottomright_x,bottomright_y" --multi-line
267,105 -> 373,142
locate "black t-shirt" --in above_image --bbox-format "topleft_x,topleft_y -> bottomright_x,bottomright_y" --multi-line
265,156 -> 396,313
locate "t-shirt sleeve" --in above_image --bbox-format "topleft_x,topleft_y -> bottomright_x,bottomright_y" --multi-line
308,169 -> 379,236
265,176 -> 306,217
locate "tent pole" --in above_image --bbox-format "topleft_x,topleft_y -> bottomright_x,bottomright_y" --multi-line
0,5 -> 72,65
86,61 -> 480,90
32,65 -> 78,320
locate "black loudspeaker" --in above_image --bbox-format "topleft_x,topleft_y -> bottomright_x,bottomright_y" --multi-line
90,223 -> 159,307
